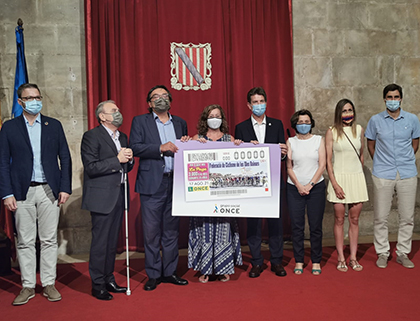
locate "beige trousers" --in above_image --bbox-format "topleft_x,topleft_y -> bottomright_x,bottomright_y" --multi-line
15,184 -> 59,288
372,173 -> 417,257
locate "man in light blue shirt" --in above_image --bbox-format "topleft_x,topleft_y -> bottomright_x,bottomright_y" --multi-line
130,85 -> 189,291
365,83 -> 420,269
0,83 -> 72,305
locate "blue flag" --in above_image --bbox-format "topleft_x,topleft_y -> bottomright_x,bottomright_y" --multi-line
12,25 -> 29,118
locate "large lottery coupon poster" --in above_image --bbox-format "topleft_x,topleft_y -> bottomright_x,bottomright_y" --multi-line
172,141 -> 281,218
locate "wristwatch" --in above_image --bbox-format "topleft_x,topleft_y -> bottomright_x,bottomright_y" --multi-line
310,182 -> 315,186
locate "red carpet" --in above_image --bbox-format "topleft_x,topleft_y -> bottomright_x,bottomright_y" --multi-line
1,241 -> 420,321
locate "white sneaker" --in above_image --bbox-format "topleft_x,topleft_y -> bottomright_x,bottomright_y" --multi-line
376,255 -> 388,268
396,254 -> 415,269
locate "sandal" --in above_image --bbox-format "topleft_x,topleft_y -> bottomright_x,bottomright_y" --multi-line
199,275 -> 209,283
312,263 -> 321,276
294,268 -> 303,275
349,259 -> 363,272
218,274 -> 230,282
337,260 -> 348,272
312,269 -> 322,276
294,263 -> 304,275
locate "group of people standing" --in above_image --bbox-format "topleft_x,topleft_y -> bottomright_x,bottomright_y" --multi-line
286,83 -> 420,276
287,99 -> 368,275
0,83 -> 418,306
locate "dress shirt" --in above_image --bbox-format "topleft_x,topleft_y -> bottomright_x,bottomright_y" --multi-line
24,113 -> 46,183
365,109 -> 420,179
102,124 -> 124,182
154,112 -> 177,173
102,124 -> 121,152
251,115 -> 266,143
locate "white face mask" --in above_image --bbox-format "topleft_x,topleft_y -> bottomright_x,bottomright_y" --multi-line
207,117 -> 222,129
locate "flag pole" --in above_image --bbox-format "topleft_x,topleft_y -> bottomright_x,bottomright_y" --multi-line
12,18 -> 29,118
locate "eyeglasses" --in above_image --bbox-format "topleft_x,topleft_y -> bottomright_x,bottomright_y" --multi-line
102,111 -> 118,115
20,96 -> 43,102
150,93 -> 169,101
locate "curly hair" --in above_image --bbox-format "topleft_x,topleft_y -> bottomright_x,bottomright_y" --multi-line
197,104 -> 229,136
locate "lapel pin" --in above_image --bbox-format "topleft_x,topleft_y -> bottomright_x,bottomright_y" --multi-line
45,122 -> 49,125
268,123 -> 271,126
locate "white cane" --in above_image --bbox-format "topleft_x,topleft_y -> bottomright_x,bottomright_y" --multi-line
124,171 -> 131,296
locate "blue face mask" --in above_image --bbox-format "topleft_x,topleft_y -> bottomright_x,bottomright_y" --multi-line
386,100 -> 400,112
23,100 -> 43,115
252,103 -> 266,117
296,124 -> 311,135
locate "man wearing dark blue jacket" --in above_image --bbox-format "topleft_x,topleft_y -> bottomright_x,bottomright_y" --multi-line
235,87 -> 288,278
130,85 -> 189,291
0,83 -> 72,305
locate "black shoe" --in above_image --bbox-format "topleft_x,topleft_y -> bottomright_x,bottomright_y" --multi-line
249,265 -> 263,278
162,274 -> 188,285
271,263 -> 287,277
144,278 -> 161,291
92,289 -> 113,300
106,281 -> 127,293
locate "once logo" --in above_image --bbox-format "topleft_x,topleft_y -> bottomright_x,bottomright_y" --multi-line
219,208 -> 240,214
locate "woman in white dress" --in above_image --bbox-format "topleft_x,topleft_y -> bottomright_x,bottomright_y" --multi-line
326,99 -> 369,272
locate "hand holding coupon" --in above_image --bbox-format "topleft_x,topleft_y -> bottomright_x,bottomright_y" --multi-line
172,140 -> 282,218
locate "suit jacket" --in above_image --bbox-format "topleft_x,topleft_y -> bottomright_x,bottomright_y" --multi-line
0,114 -> 72,201
234,116 -> 286,144
81,125 -> 133,214
129,112 -> 188,195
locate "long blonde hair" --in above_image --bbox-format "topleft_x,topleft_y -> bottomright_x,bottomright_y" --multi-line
333,99 -> 357,140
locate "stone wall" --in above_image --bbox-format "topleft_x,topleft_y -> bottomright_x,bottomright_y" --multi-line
292,0 -> 420,238
0,0 -> 91,254
0,0 -> 419,254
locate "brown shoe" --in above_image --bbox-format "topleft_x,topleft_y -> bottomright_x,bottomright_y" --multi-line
249,265 -> 263,278
12,287 -> 35,306
43,284 -> 62,302
271,264 -> 287,277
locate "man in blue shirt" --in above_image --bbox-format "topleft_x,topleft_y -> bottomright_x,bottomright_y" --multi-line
0,83 -> 72,305
130,85 -> 189,291
365,83 -> 420,269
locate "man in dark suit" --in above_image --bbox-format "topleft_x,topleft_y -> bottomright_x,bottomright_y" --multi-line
235,86 -> 288,278
81,100 -> 133,300
0,83 -> 72,305
130,85 -> 189,291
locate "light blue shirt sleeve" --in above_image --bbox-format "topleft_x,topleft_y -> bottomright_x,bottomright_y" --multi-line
365,114 -> 377,140
410,113 -> 420,139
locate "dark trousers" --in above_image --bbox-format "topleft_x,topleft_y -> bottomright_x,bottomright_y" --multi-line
287,181 -> 325,263
89,186 -> 124,291
247,216 -> 284,267
140,175 -> 180,279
